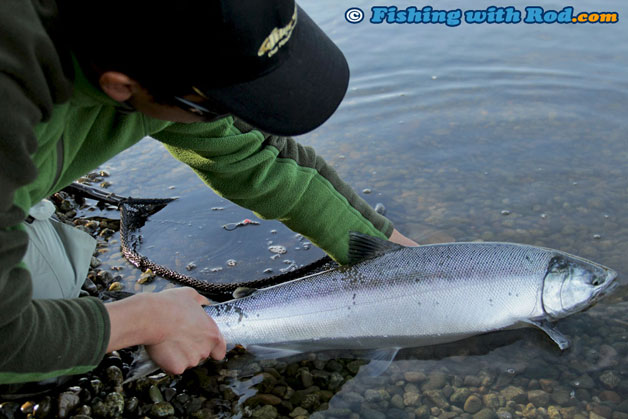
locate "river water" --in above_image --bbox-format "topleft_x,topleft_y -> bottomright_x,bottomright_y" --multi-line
97,0 -> 628,417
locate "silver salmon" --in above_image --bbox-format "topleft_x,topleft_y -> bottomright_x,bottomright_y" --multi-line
127,233 -> 618,380
205,233 -> 618,363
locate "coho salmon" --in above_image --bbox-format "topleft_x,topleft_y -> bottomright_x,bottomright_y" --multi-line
205,233 -> 618,366
128,232 -> 618,380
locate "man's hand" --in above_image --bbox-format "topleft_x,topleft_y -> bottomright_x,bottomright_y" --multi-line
389,228 -> 419,247
106,287 -> 226,375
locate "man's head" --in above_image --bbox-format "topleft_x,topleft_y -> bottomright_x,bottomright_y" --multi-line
57,0 -> 350,134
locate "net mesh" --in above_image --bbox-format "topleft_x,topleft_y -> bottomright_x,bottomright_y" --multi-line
64,183 -> 336,301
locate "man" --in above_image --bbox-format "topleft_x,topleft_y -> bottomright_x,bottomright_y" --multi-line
0,0 -> 417,384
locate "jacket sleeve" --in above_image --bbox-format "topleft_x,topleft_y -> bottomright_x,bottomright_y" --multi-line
152,117 -> 394,264
0,0 -> 110,384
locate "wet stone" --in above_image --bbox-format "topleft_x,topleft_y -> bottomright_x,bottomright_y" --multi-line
464,395 -> 483,413
124,396 -> 138,414
404,371 -> 427,383
245,394 -> 282,407
251,405 -> 278,419
325,360 -> 344,373
425,389 -> 449,409
346,360 -> 367,374
33,396 -> 51,418
599,371 -> 621,389
522,403 -> 537,418
592,404 -> 613,419
573,375 -> 595,389
107,281 -> 122,291
599,391 -> 621,403
20,401 -> 34,415
422,371 -> 448,390
528,390 -> 550,407
90,257 -> 101,268
137,269 -> 155,284
403,391 -> 420,407
359,406 -> 386,419
473,408 -> 498,419
415,405 -> 430,419
483,393 -> 500,409
299,369 -> 314,388
57,391 -> 80,418
105,366 -> 123,387
390,394 -> 404,409
450,387 -> 472,405
149,401 -> 175,417
148,385 -> 163,403
364,389 -> 388,403
465,375 -> 482,387
500,386 -> 527,404
289,406 -> 309,417
548,406 -> 562,419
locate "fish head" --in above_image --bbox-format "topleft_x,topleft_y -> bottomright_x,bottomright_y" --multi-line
542,254 -> 618,319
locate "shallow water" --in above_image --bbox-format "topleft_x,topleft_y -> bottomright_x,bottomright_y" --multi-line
98,0 -> 628,416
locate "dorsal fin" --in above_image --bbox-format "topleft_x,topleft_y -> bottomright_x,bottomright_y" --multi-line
348,232 -> 405,264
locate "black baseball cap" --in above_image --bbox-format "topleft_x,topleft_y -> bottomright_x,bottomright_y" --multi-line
59,0 -> 349,136
187,0 -> 351,136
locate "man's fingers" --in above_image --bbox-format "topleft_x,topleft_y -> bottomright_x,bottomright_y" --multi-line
211,336 -> 227,360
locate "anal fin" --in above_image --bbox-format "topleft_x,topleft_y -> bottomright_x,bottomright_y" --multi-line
358,347 -> 400,377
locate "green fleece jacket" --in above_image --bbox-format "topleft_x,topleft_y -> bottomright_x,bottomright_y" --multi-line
0,1 -> 392,384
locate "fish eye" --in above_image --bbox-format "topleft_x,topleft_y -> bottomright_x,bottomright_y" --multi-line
591,276 -> 603,286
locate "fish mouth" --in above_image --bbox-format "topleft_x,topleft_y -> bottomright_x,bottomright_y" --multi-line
595,269 -> 619,301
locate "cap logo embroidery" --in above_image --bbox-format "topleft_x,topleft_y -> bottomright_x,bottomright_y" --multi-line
258,5 -> 298,58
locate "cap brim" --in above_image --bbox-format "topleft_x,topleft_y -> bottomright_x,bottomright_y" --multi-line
198,6 -> 349,136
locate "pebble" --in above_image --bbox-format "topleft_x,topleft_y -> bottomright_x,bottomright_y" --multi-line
105,365 -> 123,387
599,370 -> 621,389
422,371 -> 448,390
573,375 -> 595,389
149,401 -> 175,417
251,404 -> 278,418
528,389 -> 550,407
57,391 -> 80,418
107,281 -> 123,291
290,407 -> 309,417
90,257 -> 101,268
464,395 -> 483,413
137,268 -> 155,284
450,387 -> 471,405
186,262 -> 197,271
362,188 -> 372,194
500,386 -> 527,404
404,371 -> 427,383
474,408 -> 499,419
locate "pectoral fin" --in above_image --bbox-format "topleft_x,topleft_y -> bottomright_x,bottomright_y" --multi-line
359,347 -> 401,377
524,319 -> 570,350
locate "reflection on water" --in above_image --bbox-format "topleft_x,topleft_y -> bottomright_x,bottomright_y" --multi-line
99,0 -> 628,416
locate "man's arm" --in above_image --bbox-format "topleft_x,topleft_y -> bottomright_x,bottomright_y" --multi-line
152,117 -> 415,263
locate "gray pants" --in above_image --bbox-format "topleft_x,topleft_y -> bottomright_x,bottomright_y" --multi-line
23,200 -> 96,299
